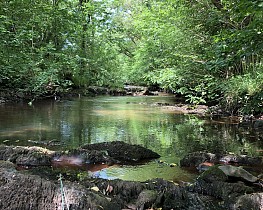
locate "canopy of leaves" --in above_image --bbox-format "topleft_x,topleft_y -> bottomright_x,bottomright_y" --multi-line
0,0 -> 262,114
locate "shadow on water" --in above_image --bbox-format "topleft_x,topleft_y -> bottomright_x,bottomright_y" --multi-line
0,96 -> 262,182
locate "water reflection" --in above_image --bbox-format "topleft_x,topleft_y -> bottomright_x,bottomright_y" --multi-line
0,96 -> 262,181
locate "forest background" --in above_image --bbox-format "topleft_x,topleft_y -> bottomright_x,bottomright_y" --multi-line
0,0 -> 262,115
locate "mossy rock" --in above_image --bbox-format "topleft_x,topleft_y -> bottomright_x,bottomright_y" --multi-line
0,160 -> 16,170
197,165 -> 228,183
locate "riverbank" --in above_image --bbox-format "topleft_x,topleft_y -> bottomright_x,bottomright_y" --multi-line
1,86 -> 262,117
1,142 -> 263,209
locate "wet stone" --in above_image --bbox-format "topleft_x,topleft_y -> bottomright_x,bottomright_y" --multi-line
81,141 -> 160,164
1,143 -> 263,209
234,193 -> 263,210
218,165 -> 258,183
0,145 -> 52,166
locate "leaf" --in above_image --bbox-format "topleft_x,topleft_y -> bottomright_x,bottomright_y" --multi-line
106,184 -> 113,193
91,186 -> 100,192
169,163 -> 177,167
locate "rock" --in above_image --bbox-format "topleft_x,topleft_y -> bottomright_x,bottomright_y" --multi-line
134,190 -> 158,210
123,85 -> 146,92
254,120 -> 263,128
180,152 -> 263,170
0,161 -> 120,210
0,159 -> 259,210
56,149 -> 114,165
1,145 -> 263,210
0,145 -> 53,166
0,160 -> 16,171
234,193 -> 263,210
87,86 -> 109,95
180,152 -> 219,167
192,166 -> 254,202
219,154 -> 262,166
142,89 -> 155,96
197,165 -> 228,183
81,141 -> 160,163
218,165 -> 258,183
193,179 -> 254,202
0,142 -> 160,167
169,163 -> 177,167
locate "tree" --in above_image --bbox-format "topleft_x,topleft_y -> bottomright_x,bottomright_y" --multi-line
107,0 -> 262,113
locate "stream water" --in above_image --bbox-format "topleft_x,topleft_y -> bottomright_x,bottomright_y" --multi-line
0,96 -> 262,182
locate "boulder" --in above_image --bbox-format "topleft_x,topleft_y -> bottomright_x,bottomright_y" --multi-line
219,154 -> 262,166
0,145 -> 53,166
234,193 -> 263,210
180,152 -> 219,167
81,141 -> 160,163
0,161 -> 120,210
180,152 -> 263,169
218,165 -> 258,183
0,142 -> 160,167
192,166 -> 254,202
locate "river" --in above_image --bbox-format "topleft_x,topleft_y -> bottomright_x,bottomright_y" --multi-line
0,96 -> 262,182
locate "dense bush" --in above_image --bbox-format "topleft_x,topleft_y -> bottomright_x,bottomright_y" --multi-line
0,0 -> 262,114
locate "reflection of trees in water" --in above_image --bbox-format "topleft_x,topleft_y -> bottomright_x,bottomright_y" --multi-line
173,116 -> 262,157
1,97 -> 261,158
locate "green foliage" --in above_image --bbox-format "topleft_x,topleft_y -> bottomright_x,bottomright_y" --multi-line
222,68 -> 263,114
109,0 -> 262,113
0,0 -> 123,95
0,0 -> 262,114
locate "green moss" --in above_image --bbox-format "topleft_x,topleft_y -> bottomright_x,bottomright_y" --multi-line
198,165 -> 228,183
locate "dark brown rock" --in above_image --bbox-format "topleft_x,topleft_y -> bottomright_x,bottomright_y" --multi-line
234,193 -> 263,210
0,161 -> 120,210
81,141 -> 160,163
0,142 -> 160,167
180,152 -> 219,167
180,151 -> 263,169
192,166 -> 254,201
0,145 -> 52,166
